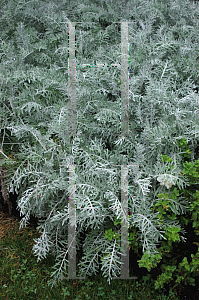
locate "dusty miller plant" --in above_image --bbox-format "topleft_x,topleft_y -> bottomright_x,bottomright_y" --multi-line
0,0 -> 199,287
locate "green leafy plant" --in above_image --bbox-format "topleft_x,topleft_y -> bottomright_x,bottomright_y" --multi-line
137,139 -> 199,295
104,228 -> 120,241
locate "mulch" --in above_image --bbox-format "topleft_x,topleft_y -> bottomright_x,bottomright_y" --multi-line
0,211 -> 42,243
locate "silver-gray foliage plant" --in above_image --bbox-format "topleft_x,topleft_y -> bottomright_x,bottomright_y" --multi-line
0,0 -> 199,287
